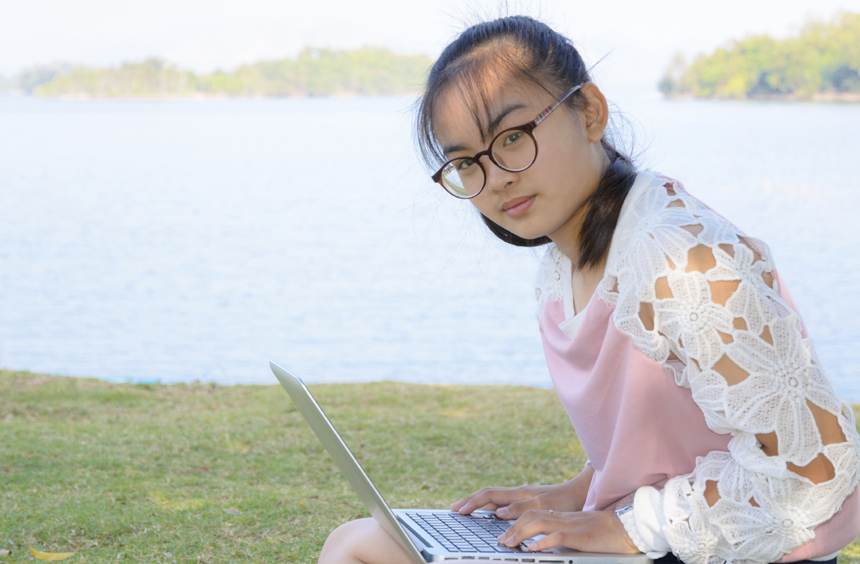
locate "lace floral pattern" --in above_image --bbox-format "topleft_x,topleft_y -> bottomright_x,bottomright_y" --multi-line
592,174 -> 859,563
535,245 -> 567,320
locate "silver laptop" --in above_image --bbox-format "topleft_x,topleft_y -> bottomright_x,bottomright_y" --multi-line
270,361 -> 652,564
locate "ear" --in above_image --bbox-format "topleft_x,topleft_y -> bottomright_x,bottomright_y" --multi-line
579,83 -> 609,143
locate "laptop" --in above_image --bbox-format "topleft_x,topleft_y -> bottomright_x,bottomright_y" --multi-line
270,361 -> 653,564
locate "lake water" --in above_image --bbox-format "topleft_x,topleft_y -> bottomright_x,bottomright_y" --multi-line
1,93 -> 859,401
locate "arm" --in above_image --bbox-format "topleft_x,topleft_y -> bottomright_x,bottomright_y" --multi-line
619,194 -> 860,563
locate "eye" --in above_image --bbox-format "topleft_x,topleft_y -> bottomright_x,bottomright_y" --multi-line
456,158 -> 476,171
503,131 -> 524,147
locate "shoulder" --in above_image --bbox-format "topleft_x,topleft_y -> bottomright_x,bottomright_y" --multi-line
601,174 -> 784,372
609,174 -> 775,286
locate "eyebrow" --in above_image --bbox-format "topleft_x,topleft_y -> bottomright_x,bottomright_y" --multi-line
441,102 -> 528,157
485,103 -> 527,140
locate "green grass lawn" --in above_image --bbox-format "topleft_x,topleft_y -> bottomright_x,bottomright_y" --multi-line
0,369 -> 858,563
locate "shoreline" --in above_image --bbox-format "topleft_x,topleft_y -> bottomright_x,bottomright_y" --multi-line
0,368 -> 855,404
3,90 -> 858,103
662,91 -> 860,104
0,91 -> 423,101
0,367 -> 555,390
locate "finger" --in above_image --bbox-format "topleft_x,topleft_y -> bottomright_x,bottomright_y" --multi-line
456,488 -> 525,515
496,496 -> 541,519
526,531 -> 566,552
450,488 -> 493,511
458,501 -> 501,514
501,519 -> 550,548
457,493 -> 501,514
449,497 -> 469,511
498,512 -> 555,547
451,487 -> 512,511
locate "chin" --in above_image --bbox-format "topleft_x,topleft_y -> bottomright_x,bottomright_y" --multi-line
497,218 -> 542,239
505,227 -> 548,242
489,213 -> 551,242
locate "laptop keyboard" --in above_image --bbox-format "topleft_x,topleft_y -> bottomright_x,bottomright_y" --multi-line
405,512 -> 527,554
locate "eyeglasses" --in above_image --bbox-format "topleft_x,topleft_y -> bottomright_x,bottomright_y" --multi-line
431,84 -> 584,199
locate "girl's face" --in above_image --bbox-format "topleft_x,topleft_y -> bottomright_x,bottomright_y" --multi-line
432,76 -> 610,255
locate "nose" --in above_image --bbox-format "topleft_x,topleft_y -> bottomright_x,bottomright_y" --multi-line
481,155 -> 518,193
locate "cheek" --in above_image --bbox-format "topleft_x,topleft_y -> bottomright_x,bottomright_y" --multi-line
534,122 -> 587,168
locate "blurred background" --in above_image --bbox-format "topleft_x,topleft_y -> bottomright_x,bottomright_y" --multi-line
1,0 -> 859,401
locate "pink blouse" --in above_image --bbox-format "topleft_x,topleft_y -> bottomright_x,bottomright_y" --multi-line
535,172 -> 860,563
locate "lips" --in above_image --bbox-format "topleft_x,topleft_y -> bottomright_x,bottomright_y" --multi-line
502,195 -> 535,218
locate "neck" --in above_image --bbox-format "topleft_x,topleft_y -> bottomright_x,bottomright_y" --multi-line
550,145 -> 612,267
549,203 -> 589,268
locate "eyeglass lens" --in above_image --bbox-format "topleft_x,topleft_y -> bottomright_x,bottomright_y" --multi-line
439,128 -> 537,198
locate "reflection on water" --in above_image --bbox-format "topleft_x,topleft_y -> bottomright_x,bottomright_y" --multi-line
0,94 -> 858,401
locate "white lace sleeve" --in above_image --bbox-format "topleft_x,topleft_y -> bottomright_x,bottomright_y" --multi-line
610,179 -> 860,564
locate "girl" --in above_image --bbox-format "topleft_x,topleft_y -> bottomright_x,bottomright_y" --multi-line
319,15 -> 860,564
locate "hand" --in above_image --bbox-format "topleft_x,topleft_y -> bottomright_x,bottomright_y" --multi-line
451,484 -> 553,517
498,509 -> 640,554
451,466 -> 594,519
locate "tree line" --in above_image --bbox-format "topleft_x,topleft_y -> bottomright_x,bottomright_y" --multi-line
660,12 -> 860,100
0,47 -> 433,98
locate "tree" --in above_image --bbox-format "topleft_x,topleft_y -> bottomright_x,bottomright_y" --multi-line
660,12 -> 860,100
23,47 -> 433,99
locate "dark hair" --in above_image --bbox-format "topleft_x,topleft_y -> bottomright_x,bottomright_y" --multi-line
415,15 -> 636,270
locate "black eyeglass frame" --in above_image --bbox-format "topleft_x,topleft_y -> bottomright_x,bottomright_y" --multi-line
431,83 -> 585,199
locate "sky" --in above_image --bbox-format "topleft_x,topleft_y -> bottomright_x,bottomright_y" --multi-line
2,0 -> 860,92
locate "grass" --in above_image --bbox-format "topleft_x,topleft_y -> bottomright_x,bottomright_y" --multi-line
0,369 -> 857,563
